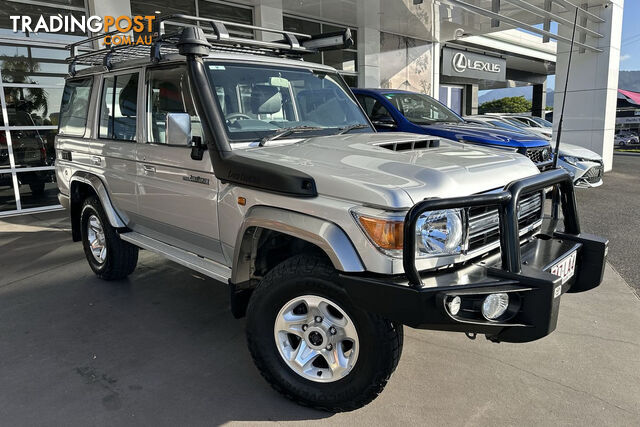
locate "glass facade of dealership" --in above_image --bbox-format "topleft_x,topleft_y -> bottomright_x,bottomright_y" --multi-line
0,0 -> 87,215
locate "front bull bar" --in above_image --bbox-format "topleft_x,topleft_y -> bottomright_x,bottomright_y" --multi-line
402,168 -> 580,288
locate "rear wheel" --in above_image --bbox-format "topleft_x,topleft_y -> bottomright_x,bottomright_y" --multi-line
80,196 -> 138,280
246,255 -> 403,412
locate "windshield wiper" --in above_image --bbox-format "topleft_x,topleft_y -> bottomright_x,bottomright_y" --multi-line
258,125 -> 324,147
336,124 -> 370,135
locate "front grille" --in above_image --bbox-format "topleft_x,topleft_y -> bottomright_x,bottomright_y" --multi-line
467,192 -> 543,252
522,147 -> 552,164
583,165 -> 603,183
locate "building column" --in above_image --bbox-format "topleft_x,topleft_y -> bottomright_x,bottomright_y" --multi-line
532,82 -> 547,118
464,84 -> 478,116
86,0 -> 131,48
87,0 -> 131,20
254,0 -> 283,41
553,1 -> 624,172
357,0 -> 381,88
430,3 -> 441,100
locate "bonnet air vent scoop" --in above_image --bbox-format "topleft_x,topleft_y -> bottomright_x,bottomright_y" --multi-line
378,139 -> 440,152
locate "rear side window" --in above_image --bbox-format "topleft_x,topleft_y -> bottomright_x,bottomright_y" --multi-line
58,77 -> 93,136
99,73 -> 139,141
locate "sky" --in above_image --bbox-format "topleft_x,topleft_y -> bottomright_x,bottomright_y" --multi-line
480,2 -> 638,96
620,1 -> 640,71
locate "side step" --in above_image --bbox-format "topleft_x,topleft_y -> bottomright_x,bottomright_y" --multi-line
119,231 -> 231,283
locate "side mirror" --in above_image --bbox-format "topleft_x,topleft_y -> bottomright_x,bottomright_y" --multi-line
371,116 -> 397,129
166,112 -> 192,146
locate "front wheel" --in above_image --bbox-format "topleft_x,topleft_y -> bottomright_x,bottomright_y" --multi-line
246,255 -> 403,412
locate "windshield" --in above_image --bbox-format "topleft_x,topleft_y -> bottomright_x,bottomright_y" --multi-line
206,62 -> 371,142
501,117 -> 529,128
530,116 -> 553,127
382,92 -> 463,125
487,120 -> 526,133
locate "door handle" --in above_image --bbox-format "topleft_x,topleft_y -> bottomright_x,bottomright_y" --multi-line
91,156 -> 101,166
143,164 -> 156,174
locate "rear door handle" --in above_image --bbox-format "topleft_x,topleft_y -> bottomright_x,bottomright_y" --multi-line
143,164 -> 156,174
91,156 -> 101,166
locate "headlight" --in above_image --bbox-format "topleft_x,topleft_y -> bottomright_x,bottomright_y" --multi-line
353,207 -> 464,258
415,209 -> 463,256
560,155 -> 580,166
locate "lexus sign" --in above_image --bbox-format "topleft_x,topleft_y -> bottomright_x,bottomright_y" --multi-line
442,48 -> 506,81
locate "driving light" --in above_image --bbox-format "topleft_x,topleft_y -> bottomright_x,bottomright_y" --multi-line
448,296 -> 461,316
482,293 -> 509,320
416,209 -> 463,256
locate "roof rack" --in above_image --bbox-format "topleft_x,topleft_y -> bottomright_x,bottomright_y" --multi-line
65,14 -> 353,75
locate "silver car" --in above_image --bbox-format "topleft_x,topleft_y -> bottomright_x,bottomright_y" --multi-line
54,16 -> 608,412
557,143 -> 604,187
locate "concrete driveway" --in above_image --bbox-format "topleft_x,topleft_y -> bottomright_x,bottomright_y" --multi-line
1,211 -> 639,426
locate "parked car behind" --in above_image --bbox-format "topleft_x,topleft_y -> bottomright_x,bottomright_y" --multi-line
557,143 -> 604,188
466,115 -> 603,188
465,115 -> 532,133
353,88 -> 554,170
3,110 -> 53,195
615,131 -> 639,147
513,115 -> 554,129
490,115 -> 553,139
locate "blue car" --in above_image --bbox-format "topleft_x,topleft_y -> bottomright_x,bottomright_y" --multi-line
353,88 -> 553,169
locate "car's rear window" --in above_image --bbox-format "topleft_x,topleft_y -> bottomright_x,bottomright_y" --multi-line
58,77 -> 93,137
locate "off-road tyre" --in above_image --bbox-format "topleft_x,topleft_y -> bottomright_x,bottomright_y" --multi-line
246,255 -> 403,412
80,196 -> 138,280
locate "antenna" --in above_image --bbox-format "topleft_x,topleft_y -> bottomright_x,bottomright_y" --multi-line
551,6 -> 580,219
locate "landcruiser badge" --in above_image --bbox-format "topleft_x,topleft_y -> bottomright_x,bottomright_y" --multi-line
183,175 -> 210,185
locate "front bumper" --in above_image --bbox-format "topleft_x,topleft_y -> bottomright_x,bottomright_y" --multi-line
339,169 -> 608,343
558,159 -> 604,188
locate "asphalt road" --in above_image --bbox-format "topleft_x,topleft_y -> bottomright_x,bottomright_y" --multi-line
1,159 -> 640,425
575,153 -> 640,293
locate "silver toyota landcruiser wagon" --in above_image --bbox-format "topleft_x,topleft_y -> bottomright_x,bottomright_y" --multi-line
55,15 -> 608,411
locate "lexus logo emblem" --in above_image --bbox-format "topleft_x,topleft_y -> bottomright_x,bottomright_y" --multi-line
452,52 -> 501,74
452,52 -> 468,73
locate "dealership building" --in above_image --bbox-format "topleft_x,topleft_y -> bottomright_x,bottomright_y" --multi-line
0,0 -> 624,216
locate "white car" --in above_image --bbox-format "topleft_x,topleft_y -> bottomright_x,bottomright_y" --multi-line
557,143 -> 604,188
498,116 -> 553,139
469,115 -> 552,140
615,131 -> 639,146
511,115 -> 553,129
